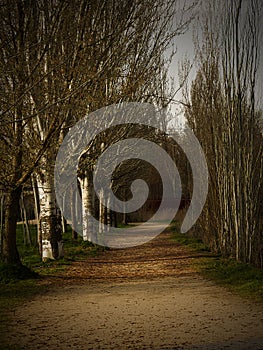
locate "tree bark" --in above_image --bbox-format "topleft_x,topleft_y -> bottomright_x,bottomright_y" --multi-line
37,173 -> 64,260
80,171 -> 95,242
71,186 -> 78,240
20,191 -> 32,246
2,187 -> 22,264
0,192 -> 4,254
32,175 -> 41,254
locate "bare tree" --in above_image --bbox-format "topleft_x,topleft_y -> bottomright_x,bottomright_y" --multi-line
0,0 -> 196,263
76,0 -> 196,243
184,0 -> 263,267
0,1 -> 69,263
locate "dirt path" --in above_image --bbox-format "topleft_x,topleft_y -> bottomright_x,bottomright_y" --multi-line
4,230 -> 263,349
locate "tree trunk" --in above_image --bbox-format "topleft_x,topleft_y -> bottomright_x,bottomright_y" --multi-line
37,173 -> 64,260
32,175 -> 41,254
20,191 -> 32,246
80,171 -> 95,242
112,211 -> 118,228
2,187 -> 22,264
61,194 -> 67,234
71,186 -> 78,240
0,192 -> 4,255
20,200 -> 26,246
122,189 -> 128,225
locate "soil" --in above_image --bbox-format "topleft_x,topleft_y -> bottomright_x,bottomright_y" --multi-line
3,229 -> 263,350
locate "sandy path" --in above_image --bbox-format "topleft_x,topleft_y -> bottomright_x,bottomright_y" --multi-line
4,230 -> 263,350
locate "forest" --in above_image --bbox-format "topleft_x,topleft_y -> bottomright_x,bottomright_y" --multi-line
0,0 -> 262,273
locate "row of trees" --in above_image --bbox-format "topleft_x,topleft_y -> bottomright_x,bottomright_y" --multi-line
3,0 -> 261,269
0,0 -> 195,264
183,0 -> 263,267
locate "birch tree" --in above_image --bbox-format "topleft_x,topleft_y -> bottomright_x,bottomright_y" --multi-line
0,0 -> 132,261
0,0 -> 69,263
77,0 -> 196,242
38,0 -> 195,256
0,0 -> 195,263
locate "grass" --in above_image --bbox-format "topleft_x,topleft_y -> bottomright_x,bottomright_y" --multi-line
197,257 -> 263,302
0,263 -> 38,283
0,223 -> 106,282
0,223 -> 110,283
0,224 -> 102,282
170,222 -> 210,252
16,223 -> 103,274
117,222 -> 138,228
171,221 -> 263,303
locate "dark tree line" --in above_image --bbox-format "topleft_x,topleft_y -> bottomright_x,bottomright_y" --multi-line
183,0 -> 263,267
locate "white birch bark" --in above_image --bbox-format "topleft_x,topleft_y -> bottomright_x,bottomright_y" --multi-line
80,172 -> 94,242
36,170 -> 64,260
70,185 -> 78,240
31,175 -> 41,255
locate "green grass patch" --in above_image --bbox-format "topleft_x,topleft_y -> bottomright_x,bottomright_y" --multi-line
16,224 -> 41,267
170,223 -> 210,252
15,223 -> 102,273
0,224 -> 103,281
197,257 -> 263,302
117,222 -> 137,228
0,263 -> 38,283
0,223 -> 103,288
